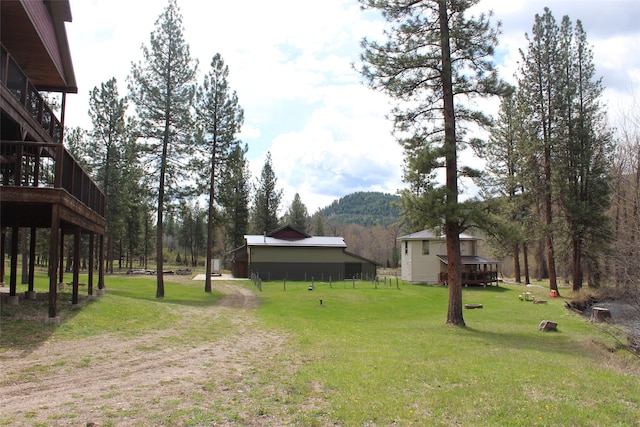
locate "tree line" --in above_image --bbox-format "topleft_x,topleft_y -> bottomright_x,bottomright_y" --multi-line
59,0 -> 396,295
357,0 -> 638,326
59,0 -> 307,297
21,0 -> 639,327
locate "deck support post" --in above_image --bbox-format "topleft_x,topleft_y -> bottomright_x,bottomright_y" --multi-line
48,205 -> 60,319
9,225 -> 19,297
88,233 -> 94,296
72,226 -> 80,305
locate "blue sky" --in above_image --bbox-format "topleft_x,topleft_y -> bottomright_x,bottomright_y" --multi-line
64,0 -> 640,213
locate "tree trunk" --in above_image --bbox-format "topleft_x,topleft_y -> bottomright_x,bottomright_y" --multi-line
535,238 -> 548,281
205,149 -> 216,293
572,235 -> 583,291
107,232 -> 114,274
156,121 -> 169,299
523,241 -> 531,284
544,146 -> 558,294
118,233 -> 123,270
65,237 -> 72,273
439,0 -> 464,327
513,243 -> 521,283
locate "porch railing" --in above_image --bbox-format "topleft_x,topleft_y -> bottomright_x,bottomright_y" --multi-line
439,271 -> 499,286
1,43 -> 64,144
0,140 -> 105,217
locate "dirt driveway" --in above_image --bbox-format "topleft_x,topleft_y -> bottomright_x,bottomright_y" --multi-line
0,282 -> 305,426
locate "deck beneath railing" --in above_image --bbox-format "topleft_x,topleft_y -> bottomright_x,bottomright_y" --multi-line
438,271 -> 500,286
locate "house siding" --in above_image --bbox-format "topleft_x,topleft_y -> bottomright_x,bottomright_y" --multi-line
401,239 -> 444,284
251,262 -> 345,281
399,231 -> 499,284
251,246 -> 356,263
249,247 -> 376,281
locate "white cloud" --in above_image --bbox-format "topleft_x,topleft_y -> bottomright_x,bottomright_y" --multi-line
63,0 -> 640,216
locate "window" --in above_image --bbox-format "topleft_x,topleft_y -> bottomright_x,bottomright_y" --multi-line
422,240 -> 430,255
404,241 -> 408,254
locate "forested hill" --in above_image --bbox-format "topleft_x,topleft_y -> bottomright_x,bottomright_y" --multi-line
320,192 -> 401,226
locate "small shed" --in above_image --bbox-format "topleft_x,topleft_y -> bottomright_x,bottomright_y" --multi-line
230,225 -> 378,281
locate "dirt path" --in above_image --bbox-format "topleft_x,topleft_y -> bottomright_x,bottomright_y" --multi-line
0,282 -> 297,426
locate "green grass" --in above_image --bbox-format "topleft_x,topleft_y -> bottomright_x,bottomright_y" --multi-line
1,274 -> 639,426
0,272 -> 224,347
257,280 -> 640,426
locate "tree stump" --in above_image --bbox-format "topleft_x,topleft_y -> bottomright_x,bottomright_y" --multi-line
539,320 -> 558,331
465,304 -> 483,309
590,307 -> 613,323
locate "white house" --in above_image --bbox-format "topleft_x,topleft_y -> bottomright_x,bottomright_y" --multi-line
397,230 -> 500,285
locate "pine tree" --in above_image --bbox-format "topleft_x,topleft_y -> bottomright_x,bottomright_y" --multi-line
218,144 -> 251,249
517,8 -> 562,294
285,193 -> 310,232
481,92 -> 528,283
86,77 -> 136,274
555,18 -> 613,290
128,0 -> 197,298
518,9 -> 612,292
359,0 -> 507,326
251,152 -> 282,234
312,211 -> 325,236
194,53 -> 244,292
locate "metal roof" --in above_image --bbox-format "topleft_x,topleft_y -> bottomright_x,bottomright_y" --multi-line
397,230 -> 479,241
244,235 -> 347,248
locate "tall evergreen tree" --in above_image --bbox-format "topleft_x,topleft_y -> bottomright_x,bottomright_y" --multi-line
285,193 -> 310,232
359,0 -> 506,326
251,152 -> 282,234
194,53 -> 244,292
481,92 -> 531,284
517,8 -> 562,294
312,211 -> 326,236
555,18 -> 612,290
86,78 -> 135,274
65,127 -> 89,168
128,0 -> 197,298
518,9 -> 612,292
218,144 -> 251,249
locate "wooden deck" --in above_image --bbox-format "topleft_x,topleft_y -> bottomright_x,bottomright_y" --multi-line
1,40 -> 106,318
438,271 -> 500,286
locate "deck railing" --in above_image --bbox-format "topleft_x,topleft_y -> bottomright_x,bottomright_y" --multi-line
439,270 -> 499,286
1,44 -> 64,144
0,140 -> 105,217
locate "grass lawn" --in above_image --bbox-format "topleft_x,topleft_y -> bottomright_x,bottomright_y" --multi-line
1,273 -> 639,426
257,280 -> 640,426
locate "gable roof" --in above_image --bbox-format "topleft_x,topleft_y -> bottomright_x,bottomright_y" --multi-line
397,229 -> 480,241
245,234 -> 347,248
267,224 -> 310,239
245,224 -> 346,248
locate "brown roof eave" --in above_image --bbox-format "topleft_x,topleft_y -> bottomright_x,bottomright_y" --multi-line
46,0 -> 77,91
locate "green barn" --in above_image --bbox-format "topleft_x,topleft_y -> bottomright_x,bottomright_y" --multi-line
230,225 -> 378,281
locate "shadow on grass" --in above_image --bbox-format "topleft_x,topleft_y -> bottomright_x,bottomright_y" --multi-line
460,325 -> 579,357
411,284 -> 510,293
106,287 -> 224,308
464,285 -> 510,293
0,291 -> 96,354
